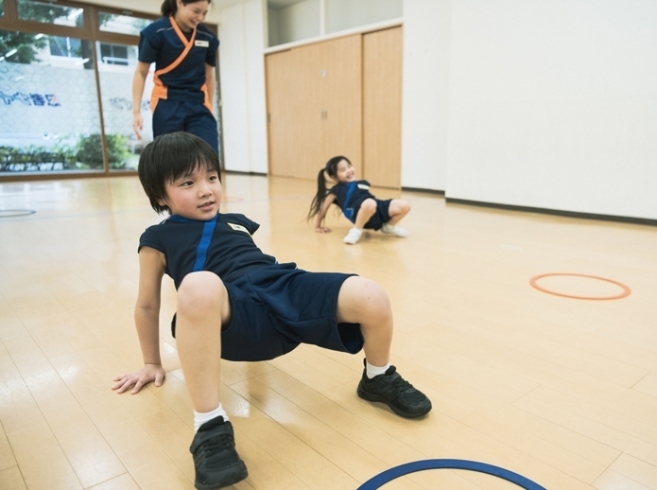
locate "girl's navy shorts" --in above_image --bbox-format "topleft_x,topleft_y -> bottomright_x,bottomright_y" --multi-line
363,199 -> 392,231
171,263 -> 364,361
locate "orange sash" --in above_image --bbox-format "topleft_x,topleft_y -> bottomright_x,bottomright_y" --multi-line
150,17 -> 213,113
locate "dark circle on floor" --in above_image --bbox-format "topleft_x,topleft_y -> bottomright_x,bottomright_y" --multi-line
357,459 -> 547,490
0,209 -> 37,218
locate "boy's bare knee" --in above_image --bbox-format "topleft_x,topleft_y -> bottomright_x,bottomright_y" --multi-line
178,272 -> 226,316
339,277 -> 391,323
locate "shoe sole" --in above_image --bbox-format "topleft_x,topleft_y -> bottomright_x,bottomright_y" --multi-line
195,462 -> 248,490
357,383 -> 431,419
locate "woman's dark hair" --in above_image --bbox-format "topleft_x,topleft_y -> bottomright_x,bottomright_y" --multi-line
307,155 -> 350,220
161,0 -> 211,17
138,132 -> 221,214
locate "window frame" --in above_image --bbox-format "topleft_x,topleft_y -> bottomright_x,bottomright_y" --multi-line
1,2 -> 157,180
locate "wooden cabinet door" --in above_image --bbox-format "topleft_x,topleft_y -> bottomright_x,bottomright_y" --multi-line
289,41 -> 326,180
363,27 -> 403,188
266,50 -> 297,177
319,35 -> 363,178
266,34 -> 369,182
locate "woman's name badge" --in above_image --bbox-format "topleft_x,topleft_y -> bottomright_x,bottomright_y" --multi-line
195,40 -> 210,48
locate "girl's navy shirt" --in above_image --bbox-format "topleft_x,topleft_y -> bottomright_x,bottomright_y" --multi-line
329,180 -> 376,211
139,213 -> 276,288
138,17 -> 219,95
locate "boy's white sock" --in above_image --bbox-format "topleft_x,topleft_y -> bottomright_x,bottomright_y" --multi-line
366,360 -> 391,379
194,404 -> 228,432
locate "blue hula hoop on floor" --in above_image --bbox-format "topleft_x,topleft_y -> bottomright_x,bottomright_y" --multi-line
357,459 -> 547,490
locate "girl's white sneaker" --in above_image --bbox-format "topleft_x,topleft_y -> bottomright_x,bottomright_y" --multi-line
381,223 -> 408,237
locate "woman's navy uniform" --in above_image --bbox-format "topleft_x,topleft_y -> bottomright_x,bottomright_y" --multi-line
139,17 -> 220,153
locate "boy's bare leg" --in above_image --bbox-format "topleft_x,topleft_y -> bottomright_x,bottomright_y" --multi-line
176,271 -> 230,412
336,276 -> 392,366
386,199 -> 410,226
354,198 -> 377,229
337,275 -> 432,418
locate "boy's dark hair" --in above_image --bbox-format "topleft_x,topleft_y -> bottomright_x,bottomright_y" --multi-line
307,155 -> 351,220
138,132 -> 221,214
161,0 -> 211,17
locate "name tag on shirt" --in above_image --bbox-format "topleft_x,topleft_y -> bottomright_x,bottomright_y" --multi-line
228,223 -> 251,235
357,184 -> 370,190
195,40 -> 210,48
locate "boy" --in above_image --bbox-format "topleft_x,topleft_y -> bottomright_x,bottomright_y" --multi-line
112,132 -> 431,490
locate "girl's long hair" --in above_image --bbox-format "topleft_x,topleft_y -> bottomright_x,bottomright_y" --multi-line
307,155 -> 350,220
161,0 -> 211,17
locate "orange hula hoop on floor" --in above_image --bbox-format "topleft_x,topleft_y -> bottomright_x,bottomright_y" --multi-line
529,273 -> 631,300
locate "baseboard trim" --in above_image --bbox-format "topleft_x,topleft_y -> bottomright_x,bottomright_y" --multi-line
401,186 -> 446,196
445,197 -> 657,227
224,170 -> 268,177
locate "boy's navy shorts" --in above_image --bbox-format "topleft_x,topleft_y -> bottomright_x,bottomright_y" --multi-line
171,263 -> 364,361
363,199 -> 391,231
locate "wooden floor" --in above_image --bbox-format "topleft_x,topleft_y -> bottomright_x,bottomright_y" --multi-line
0,174 -> 656,490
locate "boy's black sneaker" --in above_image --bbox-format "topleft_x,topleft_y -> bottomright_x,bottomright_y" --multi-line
190,416 -> 248,490
357,362 -> 432,418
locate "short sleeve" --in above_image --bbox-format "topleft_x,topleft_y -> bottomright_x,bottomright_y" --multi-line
329,184 -> 339,196
138,226 -> 165,254
204,33 -> 219,66
138,25 -> 161,64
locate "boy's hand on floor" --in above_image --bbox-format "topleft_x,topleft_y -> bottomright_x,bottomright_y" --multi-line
112,364 -> 165,394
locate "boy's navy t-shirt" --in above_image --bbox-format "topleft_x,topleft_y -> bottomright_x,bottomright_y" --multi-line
139,213 -> 276,288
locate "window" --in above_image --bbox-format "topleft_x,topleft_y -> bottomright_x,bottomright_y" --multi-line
0,0 -> 217,177
98,11 -> 150,36
17,0 -> 85,27
0,29 -> 103,174
99,43 -> 128,66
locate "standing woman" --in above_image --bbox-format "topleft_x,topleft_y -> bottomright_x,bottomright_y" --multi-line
132,0 -> 220,153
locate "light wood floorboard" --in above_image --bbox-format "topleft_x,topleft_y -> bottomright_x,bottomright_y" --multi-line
0,175 -> 655,489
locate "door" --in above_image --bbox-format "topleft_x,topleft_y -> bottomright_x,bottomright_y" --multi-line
266,50 -> 298,177
320,35 -> 362,179
363,27 -> 403,188
266,35 -> 362,180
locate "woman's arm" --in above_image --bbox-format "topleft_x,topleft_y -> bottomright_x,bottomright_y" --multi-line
205,63 -> 215,108
112,246 -> 166,394
132,61 -> 151,139
314,193 -> 337,232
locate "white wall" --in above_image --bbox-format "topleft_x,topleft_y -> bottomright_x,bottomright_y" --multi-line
446,0 -> 657,220
222,0 -> 657,220
271,0 -> 320,45
400,0 -> 450,191
218,0 -> 268,173
267,8 -> 281,46
325,0 -> 402,34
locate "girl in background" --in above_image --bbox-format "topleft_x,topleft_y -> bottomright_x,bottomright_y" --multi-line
308,156 -> 411,244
